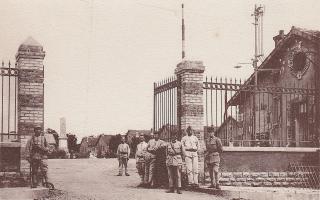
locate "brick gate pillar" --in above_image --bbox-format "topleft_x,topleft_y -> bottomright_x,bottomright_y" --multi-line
175,60 -> 206,183
15,37 -> 45,174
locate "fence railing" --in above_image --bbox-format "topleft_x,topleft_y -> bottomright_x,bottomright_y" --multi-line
203,77 -> 318,147
220,139 -> 315,147
0,61 -> 19,142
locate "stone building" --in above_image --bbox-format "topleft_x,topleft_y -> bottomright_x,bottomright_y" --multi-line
94,134 -> 113,158
79,136 -> 98,158
228,27 -> 320,147
216,116 -> 242,146
125,129 -> 152,144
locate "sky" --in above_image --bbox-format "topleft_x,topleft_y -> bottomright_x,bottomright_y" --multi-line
0,0 -> 319,139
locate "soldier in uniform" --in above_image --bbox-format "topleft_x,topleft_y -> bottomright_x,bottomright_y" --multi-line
117,136 -> 130,176
181,126 -> 199,187
135,135 -> 148,186
205,128 -> 223,189
26,126 -> 49,188
144,132 -> 165,188
166,132 -> 183,194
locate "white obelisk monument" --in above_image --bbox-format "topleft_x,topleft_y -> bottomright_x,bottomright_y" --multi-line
59,117 -> 68,153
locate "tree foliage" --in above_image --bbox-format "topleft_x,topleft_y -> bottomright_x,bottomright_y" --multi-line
67,133 -> 78,153
46,128 -> 59,147
109,134 -> 122,154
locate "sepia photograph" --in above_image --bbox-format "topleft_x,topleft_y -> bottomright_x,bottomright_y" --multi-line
0,0 -> 319,199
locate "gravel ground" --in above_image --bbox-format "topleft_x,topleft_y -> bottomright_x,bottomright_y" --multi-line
46,159 -> 227,200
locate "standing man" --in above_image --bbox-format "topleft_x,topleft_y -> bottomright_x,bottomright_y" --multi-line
205,128 -> 223,189
117,136 -> 130,176
181,126 -> 199,187
26,126 -> 49,188
135,135 -> 148,187
166,132 -> 183,194
144,132 -> 165,188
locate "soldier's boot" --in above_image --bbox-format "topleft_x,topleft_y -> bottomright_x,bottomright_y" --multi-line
215,183 -> 221,190
176,188 -> 182,194
166,187 -> 174,193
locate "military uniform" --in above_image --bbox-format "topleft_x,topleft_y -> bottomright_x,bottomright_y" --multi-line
26,135 -> 49,187
135,141 -> 148,183
181,134 -> 199,185
166,140 -> 183,191
144,138 -> 165,186
205,135 -> 223,187
205,136 -> 223,168
117,142 -> 130,175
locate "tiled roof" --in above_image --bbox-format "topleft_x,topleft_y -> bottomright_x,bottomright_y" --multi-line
95,134 -> 113,146
126,130 -> 152,137
81,136 -> 98,147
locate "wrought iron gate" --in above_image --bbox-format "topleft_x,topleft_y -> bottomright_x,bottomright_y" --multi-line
153,76 -> 180,141
0,61 -> 18,142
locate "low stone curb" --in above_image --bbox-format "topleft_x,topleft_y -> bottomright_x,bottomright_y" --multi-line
0,187 -> 49,199
184,185 -> 320,200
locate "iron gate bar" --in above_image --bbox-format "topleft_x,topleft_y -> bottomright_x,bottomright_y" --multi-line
153,76 -> 179,140
0,66 -> 2,142
154,79 -> 179,94
153,82 -> 156,132
204,81 -> 316,95
8,61 -> 11,139
0,61 -> 19,142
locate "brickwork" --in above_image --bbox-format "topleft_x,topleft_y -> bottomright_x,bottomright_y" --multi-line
203,171 -> 314,188
0,172 -> 28,188
175,60 -> 206,183
15,37 -> 45,175
16,37 -> 45,137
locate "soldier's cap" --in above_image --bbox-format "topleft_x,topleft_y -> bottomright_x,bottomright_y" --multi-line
34,126 -> 42,131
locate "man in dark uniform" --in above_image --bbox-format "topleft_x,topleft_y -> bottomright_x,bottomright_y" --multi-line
26,126 -> 49,188
166,132 -> 183,194
205,128 -> 223,189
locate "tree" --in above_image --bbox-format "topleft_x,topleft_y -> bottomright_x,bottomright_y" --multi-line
46,128 -> 59,147
109,134 -> 122,155
67,133 -> 78,158
130,136 -> 140,158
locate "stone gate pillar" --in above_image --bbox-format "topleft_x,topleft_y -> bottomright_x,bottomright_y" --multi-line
175,60 -> 206,183
15,37 -> 45,174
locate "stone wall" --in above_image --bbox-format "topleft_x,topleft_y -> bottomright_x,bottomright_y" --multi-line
214,171 -> 314,188
203,147 -> 320,188
16,37 -> 45,176
219,147 -> 319,172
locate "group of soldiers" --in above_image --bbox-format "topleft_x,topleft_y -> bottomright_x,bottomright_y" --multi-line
117,126 -> 223,194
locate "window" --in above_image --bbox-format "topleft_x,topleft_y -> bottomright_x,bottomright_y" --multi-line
293,52 -> 307,71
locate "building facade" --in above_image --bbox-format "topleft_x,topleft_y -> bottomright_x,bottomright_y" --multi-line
228,27 -> 320,147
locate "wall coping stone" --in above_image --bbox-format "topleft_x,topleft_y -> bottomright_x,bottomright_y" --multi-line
175,60 -> 205,75
223,147 -> 320,152
0,142 -> 21,148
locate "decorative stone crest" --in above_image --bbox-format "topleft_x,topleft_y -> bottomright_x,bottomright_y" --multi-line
287,40 -> 311,80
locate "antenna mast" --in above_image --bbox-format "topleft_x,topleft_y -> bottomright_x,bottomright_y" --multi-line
252,4 -> 264,86
252,4 -> 264,63
182,4 -> 185,60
